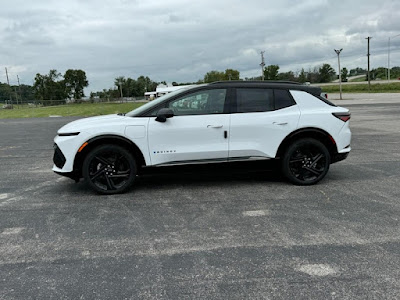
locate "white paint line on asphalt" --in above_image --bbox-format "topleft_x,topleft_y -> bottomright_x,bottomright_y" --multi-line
49,115 -> 61,118
242,210 -> 269,217
0,178 -> 65,208
0,193 -> 8,200
0,196 -> 24,207
23,178 -> 65,192
1,227 -> 25,235
297,264 -> 337,276
319,190 -> 330,202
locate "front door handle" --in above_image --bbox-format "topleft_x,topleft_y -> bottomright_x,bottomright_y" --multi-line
207,125 -> 223,128
273,122 -> 288,126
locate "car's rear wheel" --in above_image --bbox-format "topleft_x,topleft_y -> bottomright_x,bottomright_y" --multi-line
82,144 -> 137,194
282,138 -> 330,185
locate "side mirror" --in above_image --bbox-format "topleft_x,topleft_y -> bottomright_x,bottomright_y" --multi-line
155,108 -> 174,123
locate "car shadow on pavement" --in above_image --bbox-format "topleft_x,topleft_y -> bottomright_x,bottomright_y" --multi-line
60,160 -> 286,195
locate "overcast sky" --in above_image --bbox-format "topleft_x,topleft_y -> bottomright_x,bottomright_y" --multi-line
1,0 -> 400,92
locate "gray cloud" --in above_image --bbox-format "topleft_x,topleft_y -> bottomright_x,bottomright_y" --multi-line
1,0 -> 400,92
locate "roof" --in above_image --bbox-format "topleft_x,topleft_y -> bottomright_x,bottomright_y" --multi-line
207,81 -> 322,96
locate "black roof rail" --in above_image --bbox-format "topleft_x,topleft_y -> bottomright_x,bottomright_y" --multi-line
206,80 -> 321,97
208,80 -> 302,85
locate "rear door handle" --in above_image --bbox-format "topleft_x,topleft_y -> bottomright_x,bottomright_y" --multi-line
207,125 -> 223,128
273,122 -> 288,126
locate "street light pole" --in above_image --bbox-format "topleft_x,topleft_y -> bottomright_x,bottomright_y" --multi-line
334,48 -> 343,100
388,34 -> 400,82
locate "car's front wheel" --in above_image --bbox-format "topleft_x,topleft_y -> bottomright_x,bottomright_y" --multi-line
82,144 -> 137,194
282,138 -> 330,185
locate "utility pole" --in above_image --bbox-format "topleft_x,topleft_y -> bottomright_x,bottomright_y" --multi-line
17,75 -> 22,108
5,67 -> 12,107
388,37 -> 390,83
388,34 -> 400,82
366,37 -> 372,91
260,51 -> 265,80
119,82 -> 123,100
334,48 -> 343,100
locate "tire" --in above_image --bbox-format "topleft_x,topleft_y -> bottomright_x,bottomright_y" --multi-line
282,138 -> 330,185
82,144 -> 137,194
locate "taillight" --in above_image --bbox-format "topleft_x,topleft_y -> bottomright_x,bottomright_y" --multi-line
332,112 -> 351,122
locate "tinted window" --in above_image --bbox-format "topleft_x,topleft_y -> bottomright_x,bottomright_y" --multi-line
167,89 -> 227,116
274,89 -> 295,110
236,88 -> 273,113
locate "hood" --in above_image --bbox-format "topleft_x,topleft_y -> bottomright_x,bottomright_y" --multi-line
57,114 -> 126,134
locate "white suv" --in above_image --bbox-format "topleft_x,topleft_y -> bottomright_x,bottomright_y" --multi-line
53,81 -> 351,194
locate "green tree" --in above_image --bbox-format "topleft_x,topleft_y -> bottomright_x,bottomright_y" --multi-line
263,65 -> 279,80
0,82 -> 12,103
370,67 -> 389,80
278,71 -> 295,81
306,67 -> 320,83
125,77 -> 135,97
33,74 -> 46,101
341,67 -> 348,82
64,69 -> 89,100
390,66 -> 400,79
204,70 -> 225,83
298,68 -> 307,83
349,67 -> 367,76
33,70 -> 66,105
203,69 -> 240,82
114,76 -> 126,98
224,69 -> 240,80
318,64 -> 336,83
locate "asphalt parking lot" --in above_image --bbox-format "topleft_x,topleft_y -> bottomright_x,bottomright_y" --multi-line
1,95 -> 400,299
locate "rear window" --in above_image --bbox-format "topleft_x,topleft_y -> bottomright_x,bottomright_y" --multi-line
274,89 -> 295,110
318,95 -> 337,107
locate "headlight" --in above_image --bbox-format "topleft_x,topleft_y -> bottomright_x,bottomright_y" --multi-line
58,132 -> 80,137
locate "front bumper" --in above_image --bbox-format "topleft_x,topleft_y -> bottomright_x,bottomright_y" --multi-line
53,144 -> 66,169
53,132 -> 91,173
53,170 -> 80,181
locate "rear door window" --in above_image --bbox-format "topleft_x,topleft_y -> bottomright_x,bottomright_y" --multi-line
236,88 -> 273,113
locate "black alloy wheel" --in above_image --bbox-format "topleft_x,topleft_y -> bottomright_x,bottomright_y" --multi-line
83,145 -> 137,194
282,138 -> 330,185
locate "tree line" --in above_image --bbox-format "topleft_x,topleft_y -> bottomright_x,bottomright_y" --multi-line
33,69 -> 88,105
1,65 -> 400,105
90,76 -> 158,101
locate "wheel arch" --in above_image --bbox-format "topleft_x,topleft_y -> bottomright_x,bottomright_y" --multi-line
73,134 -> 146,178
276,128 -> 337,160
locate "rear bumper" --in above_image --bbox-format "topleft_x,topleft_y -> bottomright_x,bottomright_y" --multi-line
331,152 -> 349,163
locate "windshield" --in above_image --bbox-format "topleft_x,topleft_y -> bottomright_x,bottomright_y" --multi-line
126,86 -> 195,117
